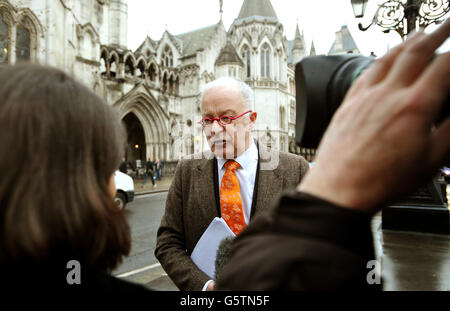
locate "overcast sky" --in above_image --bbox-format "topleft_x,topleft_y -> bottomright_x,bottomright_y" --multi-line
127,0 -> 449,57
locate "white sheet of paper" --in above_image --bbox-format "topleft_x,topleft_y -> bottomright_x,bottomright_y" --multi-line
190,217 -> 235,279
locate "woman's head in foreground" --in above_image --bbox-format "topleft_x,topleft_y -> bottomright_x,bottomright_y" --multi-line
0,63 -> 130,271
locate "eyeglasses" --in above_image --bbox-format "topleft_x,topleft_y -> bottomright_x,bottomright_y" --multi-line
198,110 -> 252,127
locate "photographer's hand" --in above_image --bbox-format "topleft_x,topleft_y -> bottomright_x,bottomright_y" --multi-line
298,19 -> 450,213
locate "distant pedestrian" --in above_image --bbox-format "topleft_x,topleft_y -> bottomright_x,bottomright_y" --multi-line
160,160 -> 164,178
155,159 -> 162,180
119,158 -> 128,174
142,157 -> 156,187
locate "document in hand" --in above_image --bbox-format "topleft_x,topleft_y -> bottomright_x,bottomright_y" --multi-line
190,217 -> 235,279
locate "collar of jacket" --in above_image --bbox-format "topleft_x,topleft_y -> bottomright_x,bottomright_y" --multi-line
194,139 -> 282,219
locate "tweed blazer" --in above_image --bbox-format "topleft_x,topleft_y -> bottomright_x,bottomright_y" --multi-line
155,142 -> 309,291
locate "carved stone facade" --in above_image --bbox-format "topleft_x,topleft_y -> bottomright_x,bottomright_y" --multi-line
0,0 -> 326,165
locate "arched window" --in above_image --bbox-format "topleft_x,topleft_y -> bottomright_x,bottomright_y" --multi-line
290,100 -> 296,122
162,45 -> 173,67
110,54 -> 118,78
162,72 -> 168,92
241,45 -> 251,78
261,43 -> 270,78
137,59 -> 146,79
0,6 -> 40,64
289,78 -> 295,95
0,13 -> 9,64
148,63 -> 157,81
124,56 -> 135,77
100,50 -> 108,76
280,106 -> 285,130
15,24 -> 30,62
81,29 -> 97,60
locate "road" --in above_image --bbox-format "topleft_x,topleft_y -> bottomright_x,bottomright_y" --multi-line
112,191 -> 178,290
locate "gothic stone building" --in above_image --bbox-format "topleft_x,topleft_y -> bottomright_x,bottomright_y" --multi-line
1,0 -> 356,168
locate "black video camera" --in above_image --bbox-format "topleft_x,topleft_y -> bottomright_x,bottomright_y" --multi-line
294,55 -> 450,234
295,55 -> 450,148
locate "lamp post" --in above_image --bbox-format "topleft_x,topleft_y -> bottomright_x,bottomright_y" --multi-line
351,0 -> 449,39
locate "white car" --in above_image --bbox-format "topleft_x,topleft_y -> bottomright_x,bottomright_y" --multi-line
114,171 -> 135,209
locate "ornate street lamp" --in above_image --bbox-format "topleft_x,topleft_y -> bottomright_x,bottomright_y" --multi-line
351,0 -> 449,39
351,0 -> 369,17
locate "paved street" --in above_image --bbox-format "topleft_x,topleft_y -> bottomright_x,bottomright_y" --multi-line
112,191 -> 178,290
113,185 -> 450,291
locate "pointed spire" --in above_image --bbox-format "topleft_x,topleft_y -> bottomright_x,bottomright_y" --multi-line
310,41 -> 316,56
237,0 -> 278,20
291,21 -> 307,64
219,0 -> 223,21
215,38 -> 243,67
295,22 -> 301,40
293,22 -> 305,51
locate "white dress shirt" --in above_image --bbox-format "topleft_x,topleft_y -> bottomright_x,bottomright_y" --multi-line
202,140 -> 259,291
217,140 -> 259,225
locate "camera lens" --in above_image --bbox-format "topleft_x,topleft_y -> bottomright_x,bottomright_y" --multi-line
295,54 -> 449,149
295,55 -> 374,148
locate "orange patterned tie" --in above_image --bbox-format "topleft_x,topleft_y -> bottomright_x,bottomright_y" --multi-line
220,160 -> 246,235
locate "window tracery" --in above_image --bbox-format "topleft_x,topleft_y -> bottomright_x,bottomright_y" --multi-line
261,43 -> 271,78
15,24 -> 30,62
0,13 -> 8,64
0,6 -> 40,64
241,45 -> 251,78
162,45 -> 173,67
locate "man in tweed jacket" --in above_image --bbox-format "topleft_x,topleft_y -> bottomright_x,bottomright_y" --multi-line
155,77 -> 309,291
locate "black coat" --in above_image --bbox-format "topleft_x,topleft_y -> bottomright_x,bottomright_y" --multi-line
216,191 -> 381,291
146,161 -> 155,173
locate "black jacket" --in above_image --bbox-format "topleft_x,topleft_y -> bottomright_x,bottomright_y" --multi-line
216,191 -> 381,290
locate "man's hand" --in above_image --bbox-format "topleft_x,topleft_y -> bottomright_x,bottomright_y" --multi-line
298,19 -> 450,213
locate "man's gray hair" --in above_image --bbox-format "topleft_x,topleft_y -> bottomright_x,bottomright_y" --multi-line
200,77 -> 254,110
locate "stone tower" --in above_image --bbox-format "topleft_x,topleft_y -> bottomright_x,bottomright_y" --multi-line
215,39 -> 244,79
228,0 -> 291,151
109,0 -> 128,48
291,23 -> 307,64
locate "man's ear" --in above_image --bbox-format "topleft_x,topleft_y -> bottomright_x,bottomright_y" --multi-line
248,112 -> 257,130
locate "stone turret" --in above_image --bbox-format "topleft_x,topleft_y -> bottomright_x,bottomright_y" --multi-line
310,40 -> 316,56
292,23 -> 306,64
215,39 -> 244,79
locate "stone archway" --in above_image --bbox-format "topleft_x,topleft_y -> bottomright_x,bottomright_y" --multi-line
122,112 -> 146,168
114,83 -> 170,162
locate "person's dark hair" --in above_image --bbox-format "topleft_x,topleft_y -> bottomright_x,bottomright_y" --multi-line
0,64 -> 130,272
